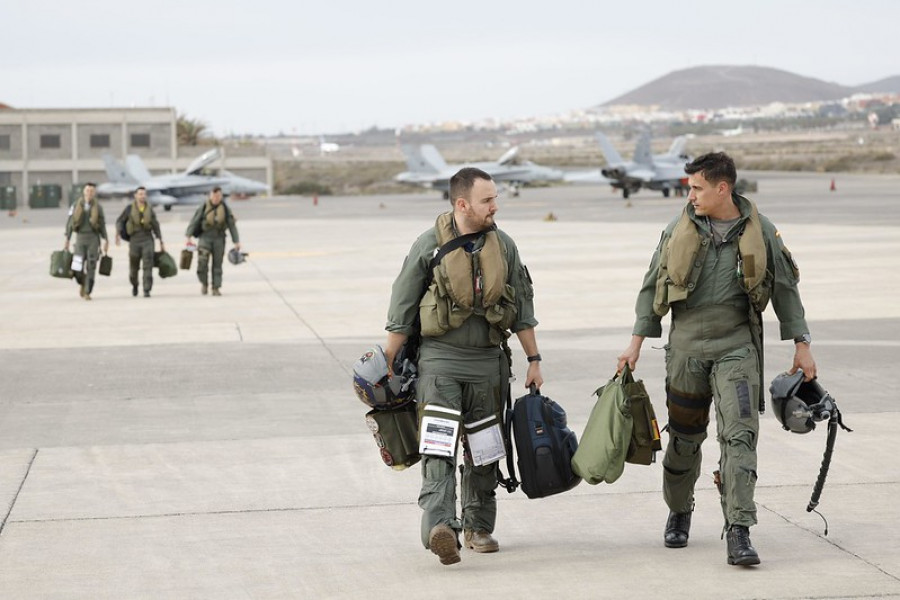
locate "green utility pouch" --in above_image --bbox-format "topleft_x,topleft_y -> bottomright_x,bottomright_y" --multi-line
50,249 -> 73,279
622,365 -> 662,465
98,254 -> 113,276
154,251 -> 178,278
365,403 -> 420,471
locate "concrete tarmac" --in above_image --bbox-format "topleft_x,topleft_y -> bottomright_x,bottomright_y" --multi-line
1,173 -> 899,599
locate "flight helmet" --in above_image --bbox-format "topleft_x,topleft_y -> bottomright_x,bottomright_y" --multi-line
769,370 -> 837,434
228,248 -> 247,265
352,345 -> 416,410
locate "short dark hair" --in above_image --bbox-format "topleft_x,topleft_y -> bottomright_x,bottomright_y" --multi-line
135,186 -> 146,192
211,186 -> 222,194
449,167 -> 492,205
83,182 -> 96,188
684,152 -> 736,188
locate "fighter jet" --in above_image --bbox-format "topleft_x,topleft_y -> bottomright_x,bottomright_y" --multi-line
566,132 -> 690,199
394,144 -> 563,198
97,147 -> 269,210
596,131 -> 690,199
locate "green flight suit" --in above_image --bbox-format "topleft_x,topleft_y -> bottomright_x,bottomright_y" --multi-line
186,200 -> 239,290
386,219 -> 537,548
65,198 -> 108,295
117,202 -> 162,294
632,194 -> 808,528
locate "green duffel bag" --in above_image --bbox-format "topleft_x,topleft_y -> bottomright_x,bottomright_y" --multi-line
153,251 -> 178,278
571,370 -> 632,484
365,402 -> 420,471
50,249 -> 73,279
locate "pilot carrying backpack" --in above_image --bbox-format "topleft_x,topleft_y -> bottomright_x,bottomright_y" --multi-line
501,385 -> 581,499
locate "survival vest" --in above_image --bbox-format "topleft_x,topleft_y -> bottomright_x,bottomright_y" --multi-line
653,195 -> 770,316
126,201 -> 154,236
418,212 -> 517,344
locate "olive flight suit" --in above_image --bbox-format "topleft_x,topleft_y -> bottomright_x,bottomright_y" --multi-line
65,197 -> 108,296
186,200 -> 239,290
386,218 -> 537,548
117,201 -> 162,295
632,193 -> 808,529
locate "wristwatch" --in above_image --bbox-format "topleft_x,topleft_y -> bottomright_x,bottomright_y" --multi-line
793,333 -> 812,345
527,354 -> 542,363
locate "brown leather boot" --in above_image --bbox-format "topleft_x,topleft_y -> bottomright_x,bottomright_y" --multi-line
201,284 -> 208,295
428,524 -> 460,565
212,288 -> 222,296
464,529 -> 499,553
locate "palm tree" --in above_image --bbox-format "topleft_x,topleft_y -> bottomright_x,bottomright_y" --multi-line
177,114 -> 210,146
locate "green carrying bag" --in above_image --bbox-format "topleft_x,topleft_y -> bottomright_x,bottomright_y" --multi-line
50,249 -> 73,279
365,402 -> 420,471
622,365 -> 662,465
153,251 -> 178,278
571,371 -> 632,484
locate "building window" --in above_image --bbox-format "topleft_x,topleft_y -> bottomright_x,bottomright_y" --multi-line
0,135 -> 10,151
90,134 -> 110,148
130,133 -> 151,148
40,134 -> 61,149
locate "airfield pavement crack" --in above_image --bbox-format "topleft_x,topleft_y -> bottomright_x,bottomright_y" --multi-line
249,258 -> 350,377
0,448 -> 38,537
758,501 -> 900,583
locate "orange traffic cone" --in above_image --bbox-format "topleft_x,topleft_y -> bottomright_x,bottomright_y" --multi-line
830,178 -> 836,192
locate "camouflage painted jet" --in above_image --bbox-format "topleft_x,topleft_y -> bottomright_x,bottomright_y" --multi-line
98,147 -> 269,210
394,144 -> 563,198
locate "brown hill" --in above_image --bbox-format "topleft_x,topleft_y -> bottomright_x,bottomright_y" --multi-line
602,65 -> 853,110
853,75 -> 900,94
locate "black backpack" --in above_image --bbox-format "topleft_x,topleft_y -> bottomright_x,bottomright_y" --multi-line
501,385 -> 581,499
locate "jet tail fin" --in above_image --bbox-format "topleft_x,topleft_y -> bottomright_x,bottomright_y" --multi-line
102,154 -> 138,184
125,155 -> 153,182
596,132 -> 624,166
401,144 -> 447,174
632,131 -> 653,167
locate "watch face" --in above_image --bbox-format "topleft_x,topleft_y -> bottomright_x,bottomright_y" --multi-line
796,334 -> 811,344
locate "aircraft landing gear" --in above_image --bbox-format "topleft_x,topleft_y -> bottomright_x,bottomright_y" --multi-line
164,204 -> 173,212
662,188 -> 670,198
623,188 -> 630,199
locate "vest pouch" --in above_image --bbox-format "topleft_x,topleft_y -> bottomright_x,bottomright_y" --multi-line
484,283 -> 517,331
419,282 -> 447,337
365,403 -> 420,471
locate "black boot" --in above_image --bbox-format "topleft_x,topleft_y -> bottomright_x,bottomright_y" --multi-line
726,525 -> 760,566
664,511 -> 692,548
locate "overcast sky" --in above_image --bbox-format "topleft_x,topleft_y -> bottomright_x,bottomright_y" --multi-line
3,0 -> 897,136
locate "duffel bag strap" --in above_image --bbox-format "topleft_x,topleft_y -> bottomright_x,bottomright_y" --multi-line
497,340 -> 519,493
